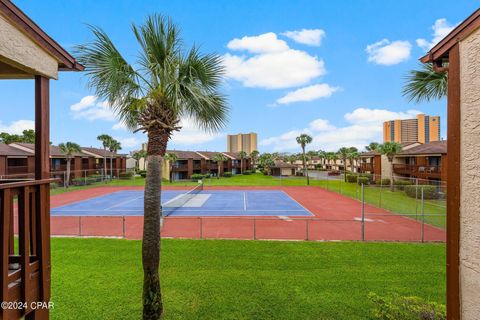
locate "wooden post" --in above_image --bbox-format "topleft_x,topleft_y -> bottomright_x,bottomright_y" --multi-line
446,44 -> 461,320
35,76 -> 50,180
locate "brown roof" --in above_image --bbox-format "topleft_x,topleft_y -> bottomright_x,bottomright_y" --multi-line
0,0 -> 83,71
81,147 -> 124,158
421,9 -> 480,64
270,160 -> 296,168
12,143 -> 91,157
196,151 -> 236,160
360,151 -> 379,157
166,150 -> 204,160
397,141 -> 447,156
0,143 -> 32,156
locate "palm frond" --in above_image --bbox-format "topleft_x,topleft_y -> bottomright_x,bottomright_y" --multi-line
402,63 -> 447,103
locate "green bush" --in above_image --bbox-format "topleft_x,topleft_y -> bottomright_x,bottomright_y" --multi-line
223,172 -> 232,177
404,185 -> 438,199
203,173 -> 212,179
140,172 -> 147,178
50,182 -> 59,189
394,179 -> 413,190
251,168 -> 257,173
262,169 -> 269,175
346,174 -> 358,183
191,173 -> 204,181
357,177 -> 369,185
137,170 -> 146,175
368,292 -> 445,320
243,170 -> 252,175
71,177 -> 94,186
377,178 -> 390,185
119,171 -> 134,179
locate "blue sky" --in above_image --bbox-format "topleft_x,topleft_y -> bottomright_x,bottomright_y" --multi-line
1,0 -> 476,153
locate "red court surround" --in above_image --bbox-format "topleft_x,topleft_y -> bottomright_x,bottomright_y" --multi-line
49,186 -> 446,242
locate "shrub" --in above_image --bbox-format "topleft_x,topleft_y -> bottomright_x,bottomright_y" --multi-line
223,172 -> 232,177
346,174 -> 358,183
251,168 -> 257,173
50,182 -> 59,189
119,171 -> 134,179
404,185 -> 438,199
137,170 -> 146,175
191,173 -> 204,181
357,177 -> 369,185
368,292 -> 445,320
71,177 -> 89,186
140,172 -> 147,178
203,173 -> 212,179
262,169 -> 269,175
377,178 -> 390,185
243,170 -> 252,175
394,179 -> 412,190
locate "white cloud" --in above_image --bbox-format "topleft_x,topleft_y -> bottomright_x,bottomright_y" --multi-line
171,117 -> 223,145
112,122 -> 127,131
260,107 -> 423,152
276,83 -> 338,105
0,120 -> 35,134
366,39 -> 411,65
223,31 -> 326,89
416,18 -> 455,51
115,137 -> 142,149
282,29 -> 326,46
227,32 -> 289,54
70,95 -> 116,121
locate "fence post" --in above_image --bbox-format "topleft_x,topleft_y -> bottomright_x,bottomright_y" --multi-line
63,171 -> 67,188
84,170 -> 87,185
415,178 -> 419,219
421,186 -> 425,243
305,219 -> 309,241
361,183 -> 365,241
253,217 -> 256,240
199,217 -> 203,239
379,176 -> 383,208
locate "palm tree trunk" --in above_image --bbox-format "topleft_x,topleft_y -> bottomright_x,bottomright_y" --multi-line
104,148 -> 107,182
66,159 -> 71,188
110,155 -> 113,179
302,147 -> 309,185
343,157 -> 347,182
241,159 -> 243,174
142,131 -> 167,320
389,160 -> 394,192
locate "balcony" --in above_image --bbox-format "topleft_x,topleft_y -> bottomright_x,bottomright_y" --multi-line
1,179 -> 55,319
173,164 -> 188,171
392,164 -> 441,179
6,166 -> 29,176
359,163 -> 374,173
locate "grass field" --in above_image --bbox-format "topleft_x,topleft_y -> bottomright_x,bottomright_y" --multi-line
50,238 -> 445,320
51,173 -> 446,227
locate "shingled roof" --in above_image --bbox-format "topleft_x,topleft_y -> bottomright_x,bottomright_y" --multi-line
11,143 -> 91,157
0,143 -> 32,156
397,141 -> 447,156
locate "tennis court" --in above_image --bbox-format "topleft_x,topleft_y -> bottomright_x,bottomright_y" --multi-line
51,187 -> 313,217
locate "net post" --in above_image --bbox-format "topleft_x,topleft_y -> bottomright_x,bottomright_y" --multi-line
421,187 -> 425,243
305,219 -> 309,241
361,183 -> 365,241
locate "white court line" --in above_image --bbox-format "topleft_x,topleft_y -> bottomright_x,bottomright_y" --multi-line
103,196 -> 143,211
243,192 -> 247,211
278,215 -> 292,221
52,209 -> 307,212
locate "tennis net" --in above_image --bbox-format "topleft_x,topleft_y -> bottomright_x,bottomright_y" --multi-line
163,181 -> 204,216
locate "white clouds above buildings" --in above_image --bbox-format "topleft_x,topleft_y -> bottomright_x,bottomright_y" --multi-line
70,95 -> 116,121
281,29 -> 326,46
416,18 -> 455,51
366,39 -> 412,65
0,120 -> 35,134
276,84 -> 339,105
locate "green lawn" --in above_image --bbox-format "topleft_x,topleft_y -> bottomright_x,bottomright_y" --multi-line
50,238 -> 445,320
51,173 -> 446,227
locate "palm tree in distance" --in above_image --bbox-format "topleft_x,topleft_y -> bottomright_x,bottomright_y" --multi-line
97,134 -> 112,180
163,153 -> 178,183
109,139 -> 122,177
250,150 -> 259,170
365,142 -> 380,152
378,142 -> 402,192
212,153 -> 228,178
296,134 -> 313,185
76,15 -> 228,319
132,151 -> 143,171
238,151 -> 247,174
58,142 -> 81,188
337,147 -> 351,181
402,63 -> 447,103
347,148 -> 359,174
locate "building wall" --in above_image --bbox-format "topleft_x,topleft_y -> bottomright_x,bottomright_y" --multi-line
0,156 -> 5,176
227,133 -> 257,154
0,13 -> 58,79
459,27 -> 480,318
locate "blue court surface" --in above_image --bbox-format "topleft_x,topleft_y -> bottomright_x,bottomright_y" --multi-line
51,190 -> 312,217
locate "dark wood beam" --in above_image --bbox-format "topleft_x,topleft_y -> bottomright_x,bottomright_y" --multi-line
446,43 -> 461,320
35,76 -> 50,180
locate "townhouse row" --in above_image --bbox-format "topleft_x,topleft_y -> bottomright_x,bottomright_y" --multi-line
138,150 -> 253,180
0,142 -> 127,179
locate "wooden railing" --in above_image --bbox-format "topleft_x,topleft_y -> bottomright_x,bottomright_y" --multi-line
6,166 -> 29,175
393,164 -> 441,177
359,163 -> 374,172
0,179 -> 55,319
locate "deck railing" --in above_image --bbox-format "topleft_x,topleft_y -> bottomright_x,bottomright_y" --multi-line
0,179 -> 55,319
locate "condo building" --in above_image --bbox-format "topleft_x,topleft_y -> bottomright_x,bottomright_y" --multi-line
227,133 -> 257,154
383,114 -> 440,144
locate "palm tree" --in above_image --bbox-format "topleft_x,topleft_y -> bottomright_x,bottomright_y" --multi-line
347,149 -> 359,174
58,142 -> 81,188
378,142 -> 402,191
337,147 -> 351,181
212,153 -> 228,178
402,63 -> 447,103
163,153 -> 178,183
109,139 -> 122,178
76,15 -> 228,319
97,134 -> 112,180
237,151 -> 247,174
317,150 -> 326,169
365,142 -> 380,152
132,151 -> 143,171
250,150 -> 259,170
296,134 -> 313,185
330,152 -> 339,171
258,153 -> 274,170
